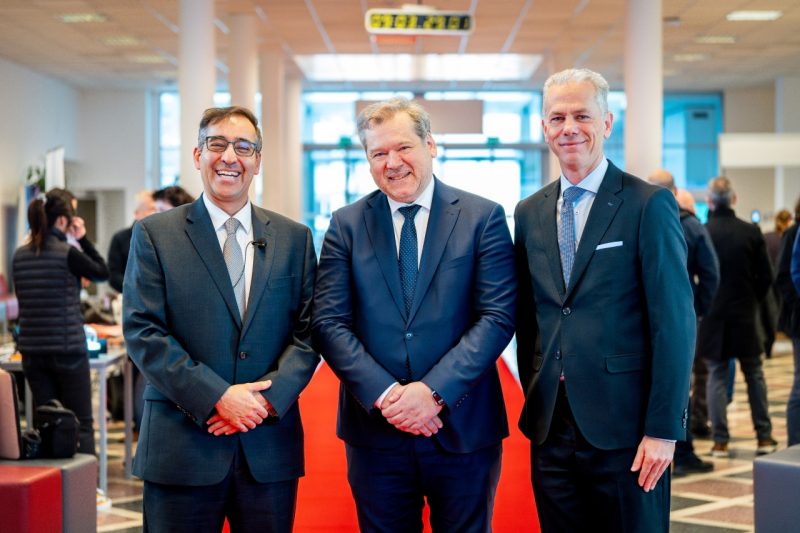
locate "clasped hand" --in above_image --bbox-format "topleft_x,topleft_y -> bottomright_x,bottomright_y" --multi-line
207,380 -> 273,436
380,382 -> 443,437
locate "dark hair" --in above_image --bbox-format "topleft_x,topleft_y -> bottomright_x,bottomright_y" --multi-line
197,106 -> 262,152
28,188 -> 76,253
153,186 -> 195,208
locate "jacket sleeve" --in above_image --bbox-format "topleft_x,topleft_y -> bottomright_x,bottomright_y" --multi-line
691,222 -> 720,318
312,212 -> 400,411
640,189 -> 696,440
122,221 -> 230,426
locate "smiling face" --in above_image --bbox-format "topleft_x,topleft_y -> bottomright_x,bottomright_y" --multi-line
363,112 -> 437,204
542,81 -> 613,184
193,114 -> 261,214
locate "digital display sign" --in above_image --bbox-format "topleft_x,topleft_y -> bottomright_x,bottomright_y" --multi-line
365,9 -> 473,36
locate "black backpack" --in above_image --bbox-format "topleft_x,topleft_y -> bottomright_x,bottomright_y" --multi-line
36,399 -> 79,458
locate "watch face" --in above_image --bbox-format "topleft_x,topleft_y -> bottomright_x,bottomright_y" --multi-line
432,390 -> 445,406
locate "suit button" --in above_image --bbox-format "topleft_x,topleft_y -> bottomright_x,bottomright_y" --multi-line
239,351 -> 247,360
555,350 -> 562,360
405,333 -> 413,339
561,307 -> 571,316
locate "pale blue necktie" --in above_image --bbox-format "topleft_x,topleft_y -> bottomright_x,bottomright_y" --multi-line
398,204 -> 422,315
559,187 -> 586,286
223,217 -> 245,319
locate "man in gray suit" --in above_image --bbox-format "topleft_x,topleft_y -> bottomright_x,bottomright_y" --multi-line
123,106 -> 318,532
515,69 -> 695,532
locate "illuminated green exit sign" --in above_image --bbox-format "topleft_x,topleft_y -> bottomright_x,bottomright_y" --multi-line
365,8 -> 474,36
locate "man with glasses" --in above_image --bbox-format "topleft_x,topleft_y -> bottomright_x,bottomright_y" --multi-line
123,106 -> 319,532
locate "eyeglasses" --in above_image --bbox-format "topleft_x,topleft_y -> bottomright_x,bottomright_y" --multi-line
204,136 -> 259,157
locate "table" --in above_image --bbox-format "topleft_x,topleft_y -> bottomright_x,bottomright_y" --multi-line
0,348 -> 133,494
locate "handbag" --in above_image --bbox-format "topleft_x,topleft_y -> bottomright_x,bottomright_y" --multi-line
36,399 -> 79,458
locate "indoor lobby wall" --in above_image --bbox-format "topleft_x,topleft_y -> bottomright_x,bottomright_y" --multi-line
0,56 -> 79,281
722,85 -> 776,225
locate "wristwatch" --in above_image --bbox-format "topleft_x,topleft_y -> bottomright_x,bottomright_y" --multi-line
431,389 -> 445,406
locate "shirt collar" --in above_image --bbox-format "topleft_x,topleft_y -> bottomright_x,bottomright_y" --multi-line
202,193 -> 252,233
559,157 -> 608,197
386,176 -> 435,214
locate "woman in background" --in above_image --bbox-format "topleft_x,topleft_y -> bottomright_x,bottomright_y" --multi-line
12,188 -> 108,455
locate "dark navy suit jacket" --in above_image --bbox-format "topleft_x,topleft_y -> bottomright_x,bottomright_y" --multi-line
312,179 -> 517,453
515,161 -> 695,449
123,198 -> 319,485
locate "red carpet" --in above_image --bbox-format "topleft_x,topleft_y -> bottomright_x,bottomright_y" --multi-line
294,360 -> 540,532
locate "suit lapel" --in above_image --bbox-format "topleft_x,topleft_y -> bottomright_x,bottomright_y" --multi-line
241,206 -> 275,337
364,193 -> 407,318
184,199 -> 242,327
538,181 -> 566,298
409,179 -> 459,322
565,163 -> 623,299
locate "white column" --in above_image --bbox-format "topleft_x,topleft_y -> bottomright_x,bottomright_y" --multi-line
228,14 -> 258,111
284,74 -> 303,222
260,48 -> 286,214
624,0 -> 662,177
775,77 -> 800,210
179,0 -> 216,198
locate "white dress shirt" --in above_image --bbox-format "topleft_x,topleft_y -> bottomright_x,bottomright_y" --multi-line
203,194 -> 255,312
556,158 -> 608,250
386,177 -> 435,265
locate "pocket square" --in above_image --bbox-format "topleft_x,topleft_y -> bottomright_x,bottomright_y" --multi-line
596,241 -> 623,250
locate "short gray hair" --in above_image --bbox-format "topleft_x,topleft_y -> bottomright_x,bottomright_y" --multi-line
356,97 -> 431,150
197,106 -> 262,152
543,68 -> 610,115
708,176 -> 734,209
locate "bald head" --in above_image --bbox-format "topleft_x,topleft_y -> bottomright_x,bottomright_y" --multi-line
647,169 -> 676,192
675,189 -> 696,215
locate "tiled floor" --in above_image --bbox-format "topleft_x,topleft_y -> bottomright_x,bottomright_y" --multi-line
96,340 -> 797,532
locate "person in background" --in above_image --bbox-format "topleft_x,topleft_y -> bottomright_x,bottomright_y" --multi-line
698,177 -> 776,458
124,106 -> 318,532
106,189 -> 156,432
782,198 -> 800,446
766,209 -> 792,267
12,188 -> 110,506
312,97 -> 517,532
515,68 -> 694,532
760,208 -> 792,358
107,190 -> 156,293
647,169 -> 720,477
153,185 -> 194,212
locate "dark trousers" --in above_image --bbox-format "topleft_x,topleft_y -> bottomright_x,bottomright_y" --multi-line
531,384 -> 670,533
345,437 -> 502,533
22,351 -> 95,455
143,443 -> 298,533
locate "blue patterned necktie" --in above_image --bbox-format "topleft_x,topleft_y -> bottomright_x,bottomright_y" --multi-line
398,204 -> 422,314
559,187 -> 586,286
223,217 -> 245,319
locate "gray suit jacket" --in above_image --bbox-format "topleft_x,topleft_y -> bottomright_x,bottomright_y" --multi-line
123,198 -> 318,485
515,161 -> 695,449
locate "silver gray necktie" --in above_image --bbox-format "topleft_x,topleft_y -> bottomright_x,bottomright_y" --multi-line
223,217 -> 245,319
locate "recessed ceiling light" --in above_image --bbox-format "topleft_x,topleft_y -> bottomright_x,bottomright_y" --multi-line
726,10 -> 782,22
59,13 -> 107,23
127,55 -> 167,64
673,53 -> 706,62
695,36 -> 736,44
102,36 -> 141,47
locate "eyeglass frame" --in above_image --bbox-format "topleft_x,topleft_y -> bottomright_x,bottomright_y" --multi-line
202,135 -> 261,157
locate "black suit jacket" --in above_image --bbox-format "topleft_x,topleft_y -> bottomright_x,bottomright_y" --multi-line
515,161 -> 695,449
697,207 -> 773,360
312,179 -> 517,453
123,198 -> 319,485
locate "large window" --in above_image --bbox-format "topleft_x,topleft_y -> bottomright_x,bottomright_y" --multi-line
158,89 -> 722,244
